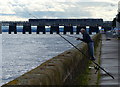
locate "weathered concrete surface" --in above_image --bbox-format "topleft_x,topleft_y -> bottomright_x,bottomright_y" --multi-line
100,34 -> 119,86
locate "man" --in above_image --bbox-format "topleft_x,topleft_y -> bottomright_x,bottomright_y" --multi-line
77,28 -> 95,61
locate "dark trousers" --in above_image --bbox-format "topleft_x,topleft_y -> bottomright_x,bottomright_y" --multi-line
87,42 -> 95,59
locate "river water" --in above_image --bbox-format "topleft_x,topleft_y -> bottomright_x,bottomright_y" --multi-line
1,32 -> 82,86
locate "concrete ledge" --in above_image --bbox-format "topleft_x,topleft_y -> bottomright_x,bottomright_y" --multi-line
2,34 -> 101,86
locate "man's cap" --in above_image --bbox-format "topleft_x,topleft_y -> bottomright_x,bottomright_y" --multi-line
81,28 -> 86,31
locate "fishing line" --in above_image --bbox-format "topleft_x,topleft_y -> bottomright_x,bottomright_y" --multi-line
58,33 -> 115,79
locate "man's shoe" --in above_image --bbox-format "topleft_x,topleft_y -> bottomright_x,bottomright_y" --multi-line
90,58 -> 96,61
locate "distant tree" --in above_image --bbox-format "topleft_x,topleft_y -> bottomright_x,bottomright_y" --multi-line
117,12 -> 120,23
112,18 -> 116,28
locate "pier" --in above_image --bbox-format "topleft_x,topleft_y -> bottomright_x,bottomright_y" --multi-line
1,19 -> 112,34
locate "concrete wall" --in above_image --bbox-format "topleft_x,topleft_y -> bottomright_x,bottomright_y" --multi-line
3,34 -> 101,86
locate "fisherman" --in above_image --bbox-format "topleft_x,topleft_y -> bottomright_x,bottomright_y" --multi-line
76,28 -> 95,61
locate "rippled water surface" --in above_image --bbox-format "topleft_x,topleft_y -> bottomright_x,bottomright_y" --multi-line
1,32 -> 82,85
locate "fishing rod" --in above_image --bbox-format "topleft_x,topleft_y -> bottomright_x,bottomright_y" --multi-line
11,0 -> 114,79
58,33 -> 114,79
62,34 -> 79,38
63,34 -> 111,41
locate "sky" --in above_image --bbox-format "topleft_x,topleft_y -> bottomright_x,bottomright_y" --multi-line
0,0 -> 119,21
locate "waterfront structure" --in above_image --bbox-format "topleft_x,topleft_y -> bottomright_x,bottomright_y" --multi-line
1,18 -> 112,34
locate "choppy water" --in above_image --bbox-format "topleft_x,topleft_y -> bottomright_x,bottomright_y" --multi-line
1,32 -> 82,85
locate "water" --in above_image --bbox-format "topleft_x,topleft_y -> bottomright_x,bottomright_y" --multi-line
1,26 -> 77,32
1,32 -> 82,86
1,26 -> 96,86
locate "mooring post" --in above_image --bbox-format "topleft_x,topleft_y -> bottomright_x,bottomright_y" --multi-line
37,25 -> 46,34
50,25 -> 59,34
95,26 -> 99,33
23,23 -> 31,34
56,26 -> 59,34
64,25 -> 73,34
70,25 -> 73,34
89,26 -> 92,35
90,26 -> 95,33
76,25 -> 81,34
50,26 -> 53,34
63,25 -> 67,34
9,23 -> 17,34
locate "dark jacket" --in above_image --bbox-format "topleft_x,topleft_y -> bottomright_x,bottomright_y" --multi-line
81,32 -> 93,43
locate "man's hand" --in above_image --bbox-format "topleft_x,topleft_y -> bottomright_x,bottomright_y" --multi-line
76,38 -> 82,40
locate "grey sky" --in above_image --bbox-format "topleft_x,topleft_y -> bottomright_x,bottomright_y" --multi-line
0,0 -> 119,21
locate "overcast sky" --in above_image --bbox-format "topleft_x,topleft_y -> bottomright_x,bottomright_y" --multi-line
0,0 -> 119,21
